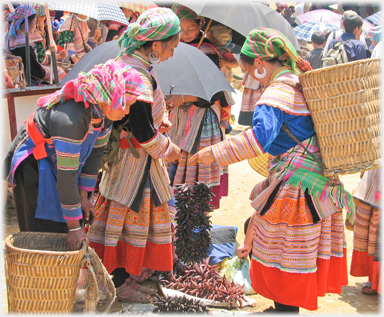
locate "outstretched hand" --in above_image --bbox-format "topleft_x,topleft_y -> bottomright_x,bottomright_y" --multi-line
189,147 -> 215,165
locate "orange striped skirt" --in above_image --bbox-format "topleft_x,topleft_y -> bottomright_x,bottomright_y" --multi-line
88,188 -> 173,277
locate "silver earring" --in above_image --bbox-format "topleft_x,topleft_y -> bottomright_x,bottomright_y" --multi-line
148,52 -> 160,64
254,67 -> 267,79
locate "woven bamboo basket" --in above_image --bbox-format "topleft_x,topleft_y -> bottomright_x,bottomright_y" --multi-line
4,232 -> 87,313
298,58 -> 381,176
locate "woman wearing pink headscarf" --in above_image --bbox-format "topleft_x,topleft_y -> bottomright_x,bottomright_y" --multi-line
3,59 -> 145,251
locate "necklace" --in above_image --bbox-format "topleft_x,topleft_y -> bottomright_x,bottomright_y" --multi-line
89,105 -> 94,134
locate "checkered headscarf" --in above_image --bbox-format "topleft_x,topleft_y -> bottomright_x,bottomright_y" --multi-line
37,59 -> 145,111
241,27 -> 300,74
33,4 -> 45,17
118,7 -> 180,56
7,3 -> 36,38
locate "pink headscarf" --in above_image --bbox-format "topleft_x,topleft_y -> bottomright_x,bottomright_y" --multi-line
37,59 -> 145,110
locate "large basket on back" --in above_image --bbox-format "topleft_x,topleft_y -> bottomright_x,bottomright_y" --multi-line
298,58 -> 381,176
4,232 -> 87,313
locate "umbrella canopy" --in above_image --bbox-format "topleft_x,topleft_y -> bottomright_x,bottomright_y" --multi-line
364,25 -> 382,40
47,1 -> 129,25
116,2 -> 158,13
294,21 -> 340,42
61,40 -> 234,101
365,11 -> 382,26
295,9 -> 342,25
174,1 -> 299,49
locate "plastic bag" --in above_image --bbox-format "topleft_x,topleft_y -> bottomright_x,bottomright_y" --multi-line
222,256 -> 256,295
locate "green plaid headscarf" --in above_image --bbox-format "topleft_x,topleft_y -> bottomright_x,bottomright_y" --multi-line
118,7 -> 180,56
171,4 -> 198,19
241,27 -> 300,75
33,4 -> 45,17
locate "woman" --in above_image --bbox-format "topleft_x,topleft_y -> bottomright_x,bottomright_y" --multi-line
5,4 -> 53,85
3,59 -> 145,252
350,168 -> 381,295
29,4 -> 67,81
56,13 -> 100,65
87,7 -> 181,303
238,71 -> 262,127
166,4 -> 231,210
190,28 -> 355,313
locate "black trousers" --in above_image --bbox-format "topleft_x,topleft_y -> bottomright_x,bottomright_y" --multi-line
12,154 -> 68,233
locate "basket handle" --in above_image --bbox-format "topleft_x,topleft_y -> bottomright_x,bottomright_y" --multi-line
264,36 -> 313,72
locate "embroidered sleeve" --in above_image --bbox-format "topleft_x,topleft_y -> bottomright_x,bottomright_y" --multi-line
50,103 -> 88,220
211,104 -> 287,166
78,126 -> 111,191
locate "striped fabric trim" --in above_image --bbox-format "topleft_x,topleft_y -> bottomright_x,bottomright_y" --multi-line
256,69 -> 310,116
211,129 -> 264,166
93,128 -> 111,148
140,132 -> 171,159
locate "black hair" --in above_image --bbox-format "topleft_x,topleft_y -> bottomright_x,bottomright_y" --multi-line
141,32 -> 180,50
343,15 -> 363,33
311,31 -> 325,45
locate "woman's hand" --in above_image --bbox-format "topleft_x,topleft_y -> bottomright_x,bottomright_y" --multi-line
67,228 -> 88,251
165,95 -> 184,111
80,189 -> 96,225
159,117 -> 172,134
57,48 -> 68,60
165,142 -> 181,163
237,242 -> 252,258
189,147 -> 215,165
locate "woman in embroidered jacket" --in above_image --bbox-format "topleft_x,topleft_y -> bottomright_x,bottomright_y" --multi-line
164,4 -> 232,210
5,4 -> 53,85
191,28 -> 355,313
56,13 -> 100,65
87,8 -> 181,303
3,60 -> 145,252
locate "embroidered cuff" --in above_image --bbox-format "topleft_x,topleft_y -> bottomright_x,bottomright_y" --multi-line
78,173 -> 97,191
140,132 -> 170,159
212,129 -> 265,166
62,203 -> 83,220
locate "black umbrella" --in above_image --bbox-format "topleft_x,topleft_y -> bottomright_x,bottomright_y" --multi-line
62,40 -> 234,101
174,1 -> 300,50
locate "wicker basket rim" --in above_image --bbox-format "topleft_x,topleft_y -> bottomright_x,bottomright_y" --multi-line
5,232 -> 87,256
299,57 -> 381,78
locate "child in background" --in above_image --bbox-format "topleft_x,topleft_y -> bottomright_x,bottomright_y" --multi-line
206,24 -> 238,133
305,31 -> 325,69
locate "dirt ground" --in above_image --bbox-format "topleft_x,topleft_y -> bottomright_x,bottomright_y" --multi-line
2,125 -> 380,315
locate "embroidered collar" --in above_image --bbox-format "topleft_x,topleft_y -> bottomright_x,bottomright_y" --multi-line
271,66 -> 292,81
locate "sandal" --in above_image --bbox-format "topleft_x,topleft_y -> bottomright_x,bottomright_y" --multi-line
116,277 -> 157,295
116,285 -> 152,303
362,285 -> 377,295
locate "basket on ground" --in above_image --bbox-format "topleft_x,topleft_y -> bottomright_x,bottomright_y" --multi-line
4,232 -> 87,313
298,58 -> 381,176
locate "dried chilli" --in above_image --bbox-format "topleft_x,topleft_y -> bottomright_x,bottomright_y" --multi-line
152,294 -> 209,314
161,258 -> 246,308
174,182 -> 214,264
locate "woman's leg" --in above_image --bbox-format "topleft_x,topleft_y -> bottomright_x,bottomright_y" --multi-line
274,301 -> 300,313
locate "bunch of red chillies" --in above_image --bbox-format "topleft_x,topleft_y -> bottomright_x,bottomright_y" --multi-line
162,258 -> 246,308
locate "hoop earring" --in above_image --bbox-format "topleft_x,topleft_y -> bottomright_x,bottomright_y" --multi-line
148,52 -> 160,64
254,67 -> 267,79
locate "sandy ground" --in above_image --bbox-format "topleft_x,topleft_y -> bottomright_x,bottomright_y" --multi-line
1,83 -> 380,314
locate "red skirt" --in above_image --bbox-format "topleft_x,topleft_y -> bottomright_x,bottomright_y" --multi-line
88,189 -> 173,277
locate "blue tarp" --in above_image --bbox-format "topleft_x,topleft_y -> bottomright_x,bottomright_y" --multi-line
207,225 -> 238,265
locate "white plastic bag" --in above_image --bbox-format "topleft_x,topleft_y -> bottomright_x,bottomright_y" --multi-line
222,256 -> 256,295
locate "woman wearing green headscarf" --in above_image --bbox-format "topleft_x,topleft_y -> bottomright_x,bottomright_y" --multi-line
87,7 -> 182,303
191,28 -> 355,312
165,4 -> 232,212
